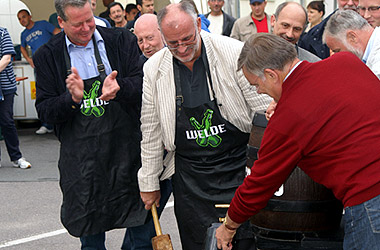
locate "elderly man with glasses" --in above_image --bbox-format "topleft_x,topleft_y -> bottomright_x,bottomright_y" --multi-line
137,2 -> 271,249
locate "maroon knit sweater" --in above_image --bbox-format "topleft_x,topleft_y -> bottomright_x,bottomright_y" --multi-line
229,52 -> 380,224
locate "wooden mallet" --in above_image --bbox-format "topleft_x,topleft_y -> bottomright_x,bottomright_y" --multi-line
151,204 -> 174,250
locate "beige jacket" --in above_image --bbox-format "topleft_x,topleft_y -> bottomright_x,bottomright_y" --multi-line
230,13 -> 271,42
138,31 -> 272,192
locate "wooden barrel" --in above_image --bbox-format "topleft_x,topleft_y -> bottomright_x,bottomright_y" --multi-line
247,111 -> 343,233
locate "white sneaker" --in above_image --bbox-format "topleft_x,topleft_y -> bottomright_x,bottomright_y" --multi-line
12,158 -> 31,169
35,126 -> 53,135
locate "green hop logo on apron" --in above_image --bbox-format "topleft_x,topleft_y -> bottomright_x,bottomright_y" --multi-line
81,80 -> 105,117
190,109 -> 222,147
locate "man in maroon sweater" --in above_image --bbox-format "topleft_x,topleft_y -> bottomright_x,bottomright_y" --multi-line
215,33 -> 380,250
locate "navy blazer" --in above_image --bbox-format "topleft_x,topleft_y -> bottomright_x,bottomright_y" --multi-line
33,26 -> 143,138
298,10 -> 337,59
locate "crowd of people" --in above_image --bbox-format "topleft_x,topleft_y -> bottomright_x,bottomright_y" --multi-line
1,0 -> 380,249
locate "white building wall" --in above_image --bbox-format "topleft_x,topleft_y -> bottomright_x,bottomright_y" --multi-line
170,0 -> 336,19
0,0 -> 30,45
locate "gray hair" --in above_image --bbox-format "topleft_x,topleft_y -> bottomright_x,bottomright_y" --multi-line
323,10 -> 372,44
157,2 -> 198,29
238,33 -> 297,78
55,0 -> 90,21
274,2 -> 308,28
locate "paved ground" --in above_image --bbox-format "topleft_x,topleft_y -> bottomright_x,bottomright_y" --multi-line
0,124 -> 181,250
0,124 -> 347,250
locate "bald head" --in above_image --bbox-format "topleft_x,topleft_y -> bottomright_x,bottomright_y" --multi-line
157,2 -> 198,31
135,13 -> 158,29
157,2 -> 202,63
134,14 -> 164,58
271,2 -> 307,44
275,2 -> 307,26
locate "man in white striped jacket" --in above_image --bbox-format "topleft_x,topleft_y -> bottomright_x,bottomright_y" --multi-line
137,2 -> 271,249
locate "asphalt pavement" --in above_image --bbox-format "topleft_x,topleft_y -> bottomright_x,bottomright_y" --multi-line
0,123 -> 181,250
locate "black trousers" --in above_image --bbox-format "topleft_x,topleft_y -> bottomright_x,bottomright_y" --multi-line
0,93 -> 22,161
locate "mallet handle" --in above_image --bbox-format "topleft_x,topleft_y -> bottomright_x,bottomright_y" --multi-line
151,204 -> 162,236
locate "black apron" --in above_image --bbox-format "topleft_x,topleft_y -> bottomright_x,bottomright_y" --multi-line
172,53 -> 251,249
58,36 -> 147,237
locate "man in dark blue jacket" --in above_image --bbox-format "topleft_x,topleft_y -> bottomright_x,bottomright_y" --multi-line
33,0 -> 147,249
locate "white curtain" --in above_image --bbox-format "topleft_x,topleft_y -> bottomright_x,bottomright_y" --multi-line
224,0 -> 240,18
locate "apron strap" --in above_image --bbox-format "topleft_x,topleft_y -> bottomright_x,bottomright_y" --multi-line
63,39 -> 72,76
93,36 -> 107,82
201,45 -> 216,98
172,41 -> 216,112
173,60 -> 183,111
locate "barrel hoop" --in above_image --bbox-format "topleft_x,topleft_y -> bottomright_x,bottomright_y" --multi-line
263,199 -> 342,213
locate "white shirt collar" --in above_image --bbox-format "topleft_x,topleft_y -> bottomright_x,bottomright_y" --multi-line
284,60 -> 303,82
65,29 -> 103,50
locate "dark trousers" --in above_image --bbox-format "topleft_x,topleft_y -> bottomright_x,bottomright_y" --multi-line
80,233 -> 106,250
80,179 -> 173,250
33,69 -> 52,130
0,93 -> 22,161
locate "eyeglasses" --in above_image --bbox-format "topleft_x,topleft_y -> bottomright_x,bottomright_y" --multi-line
209,0 -> 224,2
165,30 -> 197,51
357,5 -> 380,13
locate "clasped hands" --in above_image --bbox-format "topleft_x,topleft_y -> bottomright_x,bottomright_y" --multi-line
66,67 -> 120,104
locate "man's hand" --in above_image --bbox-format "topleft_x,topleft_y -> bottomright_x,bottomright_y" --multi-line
20,46 -> 34,68
140,191 -> 161,210
66,67 -> 84,103
265,100 -> 277,120
99,70 -> 120,101
215,213 -> 240,250
215,223 -> 235,250
26,57 -> 35,68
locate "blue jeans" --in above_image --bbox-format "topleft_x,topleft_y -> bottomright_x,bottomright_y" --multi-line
0,93 -> 22,161
343,194 -> 380,250
122,179 -> 172,250
80,179 -> 172,250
